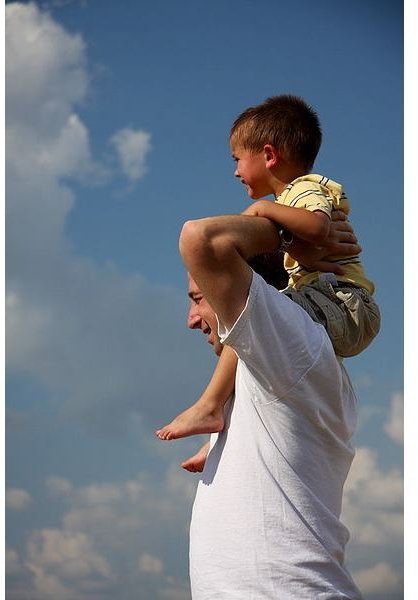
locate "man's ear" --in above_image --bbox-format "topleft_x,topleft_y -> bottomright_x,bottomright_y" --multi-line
263,144 -> 280,168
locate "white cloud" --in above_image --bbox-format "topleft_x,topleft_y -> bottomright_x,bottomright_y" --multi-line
138,553 -> 164,574
5,548 -> 24,576
159,583 -> 193,600
344,447 -> 403,510
5,1 -> 211,436
6,488 -> 33,511
76,482 -> 126,506
5,9 -> 202,596
342,447 -> 403,546
6,2 -> 87,131
12,468 -> 195,599
384,392 -> 403,444
46,476 -> 74,496
110,127 -> 152,182
24,529 -> 113,599
4,5 -> 405,600
25,565 -> 75,600
57,469 -> 195,541
27,529 -> 112,579
342,447 -> 403,597
352,561 -> 402,595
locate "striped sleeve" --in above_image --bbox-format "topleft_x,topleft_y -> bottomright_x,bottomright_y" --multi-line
286,182 -> 333,216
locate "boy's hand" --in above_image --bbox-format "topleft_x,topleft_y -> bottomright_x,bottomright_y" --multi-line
241,200 -> 271,218
290,210 -> 361,275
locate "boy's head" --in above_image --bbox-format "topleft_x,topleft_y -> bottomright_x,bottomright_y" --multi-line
230,95 -> 322,173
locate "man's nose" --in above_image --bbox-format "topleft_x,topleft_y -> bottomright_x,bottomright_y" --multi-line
187,307 -> 201,330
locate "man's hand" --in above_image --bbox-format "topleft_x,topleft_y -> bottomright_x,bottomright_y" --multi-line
289,210 -> 361,275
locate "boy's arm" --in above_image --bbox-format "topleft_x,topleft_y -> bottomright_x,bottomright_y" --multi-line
242,199 -> 330,244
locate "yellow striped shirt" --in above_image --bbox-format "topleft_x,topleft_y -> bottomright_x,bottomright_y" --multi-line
275,174 -> 374,293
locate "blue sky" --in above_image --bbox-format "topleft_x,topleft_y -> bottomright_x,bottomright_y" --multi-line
5,1 -> 403,598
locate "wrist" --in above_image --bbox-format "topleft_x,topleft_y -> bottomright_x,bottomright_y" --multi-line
276,226 -> 293,254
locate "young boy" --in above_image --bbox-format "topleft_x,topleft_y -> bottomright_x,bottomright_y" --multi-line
156,95 -> 380,442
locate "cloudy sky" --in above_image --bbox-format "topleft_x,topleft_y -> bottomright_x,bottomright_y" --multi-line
5,1 -> 403,599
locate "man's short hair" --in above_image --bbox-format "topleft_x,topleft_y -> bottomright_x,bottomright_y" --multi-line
230,95 -> 322,171
248,252 -> 288,291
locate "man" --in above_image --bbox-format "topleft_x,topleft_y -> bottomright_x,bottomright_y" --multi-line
180,212 -> 363,599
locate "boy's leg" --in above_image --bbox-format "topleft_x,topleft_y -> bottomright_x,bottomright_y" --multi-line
282,279 -> 380,357
181,441 -> 210,472
155,346 -> 237,440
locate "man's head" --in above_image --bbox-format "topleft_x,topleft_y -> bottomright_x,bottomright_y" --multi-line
187,274 -> 224,356
230,95 -> 322,173
187,252 -> 286,355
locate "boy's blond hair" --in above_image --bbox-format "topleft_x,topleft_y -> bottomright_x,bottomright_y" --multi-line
230,95 -> 322,171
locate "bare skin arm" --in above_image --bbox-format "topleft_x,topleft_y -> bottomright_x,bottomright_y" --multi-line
290,209 -> 360,273
242,199 -> 330,244
179,214 -> 280,330
156,215 -> 276,441
179,209 -> 359,329
156,210 -> 361,446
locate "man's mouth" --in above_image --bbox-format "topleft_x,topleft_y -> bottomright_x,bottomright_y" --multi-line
202,324 -> 213,344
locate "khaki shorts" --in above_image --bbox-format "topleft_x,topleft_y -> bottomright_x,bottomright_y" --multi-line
282,276 -> 381,357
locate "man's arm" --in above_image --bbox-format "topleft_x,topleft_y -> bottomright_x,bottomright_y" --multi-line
290,209 -> 361,273
179,214 -> 281,329
179,210 -> 361,331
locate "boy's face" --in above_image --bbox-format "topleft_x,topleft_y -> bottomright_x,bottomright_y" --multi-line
230,141 -> 273,200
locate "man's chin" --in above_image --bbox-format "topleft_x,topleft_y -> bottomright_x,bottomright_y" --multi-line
213,341 -> 223,357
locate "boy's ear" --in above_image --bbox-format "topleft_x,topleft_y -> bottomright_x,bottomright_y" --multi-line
263,144 -> 280,168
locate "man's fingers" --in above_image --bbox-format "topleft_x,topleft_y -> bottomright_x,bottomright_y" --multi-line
331,221 -> 353,234
330,210 -> 347,222
337,231 -> 357,243
338,242 -> 361,253
328,229 -> 359,245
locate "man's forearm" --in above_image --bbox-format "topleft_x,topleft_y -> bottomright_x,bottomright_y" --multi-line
179,214 -> 281,267
179,214 -> 282,329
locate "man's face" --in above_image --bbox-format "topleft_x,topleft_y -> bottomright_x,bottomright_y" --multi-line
187,275 -> 223,356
